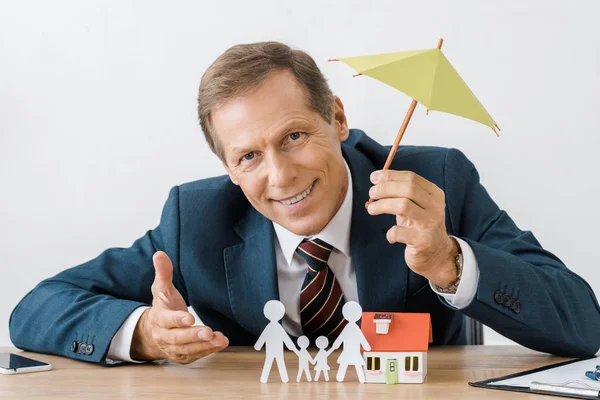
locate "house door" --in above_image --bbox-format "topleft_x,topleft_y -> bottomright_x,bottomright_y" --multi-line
385,359 -> 398,384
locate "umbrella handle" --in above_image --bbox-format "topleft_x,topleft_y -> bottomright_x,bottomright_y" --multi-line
365,38 -> 445,209
365,99 -> 418,209
384,99 -> 418,170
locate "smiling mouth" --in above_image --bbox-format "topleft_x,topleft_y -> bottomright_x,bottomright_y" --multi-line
278,181 -> 315,206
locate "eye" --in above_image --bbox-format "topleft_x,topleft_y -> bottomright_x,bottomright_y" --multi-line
289,132 -> 302,140
243,152 -> 255,161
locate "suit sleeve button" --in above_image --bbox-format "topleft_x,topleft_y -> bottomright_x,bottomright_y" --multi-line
494,291 -> 503,304
85,344 -> 94,355
78,342 -> 87,354
71,341 -> 78,352
514,300 -> 521,313
502,295 -> 512,307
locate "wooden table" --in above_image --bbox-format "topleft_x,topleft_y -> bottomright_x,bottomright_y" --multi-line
0,346 -> 573,399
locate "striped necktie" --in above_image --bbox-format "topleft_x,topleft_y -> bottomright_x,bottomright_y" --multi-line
296,238 -> 347,341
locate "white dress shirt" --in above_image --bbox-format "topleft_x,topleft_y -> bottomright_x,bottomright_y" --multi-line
107,160 -> 480,362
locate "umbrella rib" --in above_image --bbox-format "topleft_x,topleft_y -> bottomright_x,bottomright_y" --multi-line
356,49 -> 434,75
427,53 -> 498,132
427,50 -> 441,107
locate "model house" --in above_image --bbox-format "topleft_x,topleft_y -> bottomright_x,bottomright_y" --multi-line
361,312 -> 432,384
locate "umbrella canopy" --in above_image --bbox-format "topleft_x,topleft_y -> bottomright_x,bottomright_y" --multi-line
330,39 -> 499,208
333,47 -> 498,133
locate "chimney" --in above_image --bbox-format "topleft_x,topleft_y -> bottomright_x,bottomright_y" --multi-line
374,313 -> 392,334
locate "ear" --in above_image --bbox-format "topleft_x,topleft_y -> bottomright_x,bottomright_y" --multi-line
332,96 -> 349,142
222,161 -> 240,186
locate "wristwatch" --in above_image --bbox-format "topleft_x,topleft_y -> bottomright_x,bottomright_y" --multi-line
435,248 -> 463,294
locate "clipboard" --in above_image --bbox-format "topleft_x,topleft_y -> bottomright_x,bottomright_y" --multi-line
469,356 -> 599,399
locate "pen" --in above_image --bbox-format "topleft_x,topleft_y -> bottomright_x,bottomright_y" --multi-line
531,380 -> 600,398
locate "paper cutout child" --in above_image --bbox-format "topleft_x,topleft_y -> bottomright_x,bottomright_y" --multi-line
328,301 -> 372,383
296,336 -> 315,382
254,300 -> 299,383
313,336 -> 332,382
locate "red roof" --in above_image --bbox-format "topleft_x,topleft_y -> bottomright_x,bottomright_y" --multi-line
361,312 -> 432,352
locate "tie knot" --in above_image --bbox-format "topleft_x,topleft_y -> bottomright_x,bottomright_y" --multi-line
296,239 -> 334,272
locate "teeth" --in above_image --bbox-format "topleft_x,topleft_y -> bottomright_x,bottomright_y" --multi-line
280,183 -> 313,206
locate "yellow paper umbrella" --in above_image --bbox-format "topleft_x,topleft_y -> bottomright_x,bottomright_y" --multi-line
329,38 -> 499,206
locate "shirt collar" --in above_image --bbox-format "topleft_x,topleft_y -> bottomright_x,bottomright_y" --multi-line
273,160 -> 353,267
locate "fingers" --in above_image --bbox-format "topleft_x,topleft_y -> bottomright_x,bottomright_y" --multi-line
153,251 -> 174,288
367,197 -> 427,224
153,325 -> 214,345
160,332 -> 229,365
370,170 -> 444,203
369,179 -> 432,209
151,251 -> 178,308
155,309 -> 196,329
143,301 -> 230,364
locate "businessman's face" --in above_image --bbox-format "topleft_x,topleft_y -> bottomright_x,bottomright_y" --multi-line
212,70 -> 350,236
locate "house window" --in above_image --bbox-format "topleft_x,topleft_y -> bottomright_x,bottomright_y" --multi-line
367,357 -> 381,370
405,356 -> 419,372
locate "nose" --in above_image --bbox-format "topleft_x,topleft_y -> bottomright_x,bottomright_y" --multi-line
266,151 -> 297,188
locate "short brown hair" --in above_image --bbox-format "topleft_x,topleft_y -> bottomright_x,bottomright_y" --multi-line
197,41 -> 334,160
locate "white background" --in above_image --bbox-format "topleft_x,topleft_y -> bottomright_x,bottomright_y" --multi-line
1,0 -> 599,347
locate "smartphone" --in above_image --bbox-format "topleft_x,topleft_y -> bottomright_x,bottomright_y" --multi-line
0,353 -> 52,374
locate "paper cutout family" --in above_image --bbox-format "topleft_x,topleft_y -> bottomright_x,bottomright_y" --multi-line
254,300 -> 432,384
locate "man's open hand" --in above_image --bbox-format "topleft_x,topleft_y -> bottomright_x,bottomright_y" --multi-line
130,251 -> 229,364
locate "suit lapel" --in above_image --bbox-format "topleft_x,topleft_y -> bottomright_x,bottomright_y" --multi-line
224,206 -> 278,338
343,145 -> 408,313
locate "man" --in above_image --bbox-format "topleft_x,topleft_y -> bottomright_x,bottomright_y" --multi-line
9,42 -> 600,366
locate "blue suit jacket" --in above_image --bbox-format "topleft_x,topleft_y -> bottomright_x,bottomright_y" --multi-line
9,129 -> 600,364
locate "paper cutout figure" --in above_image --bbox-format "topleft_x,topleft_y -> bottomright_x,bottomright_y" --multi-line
296,336 -> 315,382
328,301 -> 372,383
254,300 -> 299,383
313,336 -> 332,382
